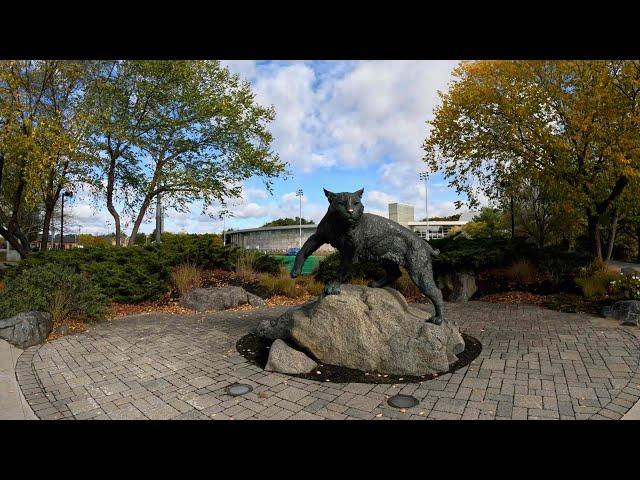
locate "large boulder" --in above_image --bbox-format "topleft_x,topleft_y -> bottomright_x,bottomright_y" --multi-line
603,300 -> 640,326
0,311 -> 53,349
181,286 -> 266,311
265,339 -> 318,374
255,284 -> 465,376
436,270 -> 477,302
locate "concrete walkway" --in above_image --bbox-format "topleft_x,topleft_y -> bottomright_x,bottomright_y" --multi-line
15,302 -> 640,420
0,339 -> 37,420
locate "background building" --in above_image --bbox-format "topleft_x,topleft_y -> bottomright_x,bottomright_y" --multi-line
388,203 -> 415,228
388,202 -> 476,239
226,224 -> 335,254
227,203 -> 479,252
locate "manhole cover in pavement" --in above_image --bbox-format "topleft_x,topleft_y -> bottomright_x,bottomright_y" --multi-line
227,383 -> 253,396
387,394 -> 419,409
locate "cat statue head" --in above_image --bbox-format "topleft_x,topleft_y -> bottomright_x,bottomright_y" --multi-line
323,188 -> 365,226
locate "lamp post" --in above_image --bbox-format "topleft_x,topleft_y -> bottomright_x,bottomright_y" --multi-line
222,214 -> 226,246
60,190 -> 73,250
296,189 -> 303,248
419,172 -> 429,240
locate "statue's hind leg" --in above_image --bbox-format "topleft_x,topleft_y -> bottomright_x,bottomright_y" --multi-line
407,261 -> 444,325
368,260 -> 401,288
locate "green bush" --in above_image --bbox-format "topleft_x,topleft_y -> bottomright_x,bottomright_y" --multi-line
575,268 -> 619,298
6,236 -> 241,303
7,247 -> 171,303
609,272 -> 640,300
251,254 -> 283,275
429,236 -> 536,273
0,263 -> 107,323
313,252 -> 385,284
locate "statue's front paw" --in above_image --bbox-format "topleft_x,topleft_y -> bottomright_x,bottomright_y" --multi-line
324,282 -> 341,295
429,316 -> 444,326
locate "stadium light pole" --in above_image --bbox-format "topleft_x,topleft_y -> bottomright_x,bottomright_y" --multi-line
296,189 -> 304,248
222,214 -> 226,246
60,190 -> 73,249
419,172 -> 429,240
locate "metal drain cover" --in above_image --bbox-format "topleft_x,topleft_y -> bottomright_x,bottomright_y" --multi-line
227,383 -> 253,396
387,394 -> 419,409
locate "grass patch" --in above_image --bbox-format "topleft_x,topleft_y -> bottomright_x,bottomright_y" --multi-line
170,263 -> 202,297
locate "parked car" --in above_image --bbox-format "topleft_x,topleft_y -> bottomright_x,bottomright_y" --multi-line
286,247 -> 301,256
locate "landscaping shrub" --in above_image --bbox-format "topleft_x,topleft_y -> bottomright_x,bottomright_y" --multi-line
7,247 -> 171,303
0,263 -> 107,323
251,254 -> 283,275
393,269 -> 422,300
170,263 -> 202,297
257,270 -> 305,298
609,272 -> 640,300
313,252 -> 384,283
575,262 -> 619,298
430,236 -> 537,274
505,260 -> 536,284
296,274 -> 325,296
4,236 -> 244,303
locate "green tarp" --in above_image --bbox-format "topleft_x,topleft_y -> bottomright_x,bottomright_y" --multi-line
274,255 -> 322,275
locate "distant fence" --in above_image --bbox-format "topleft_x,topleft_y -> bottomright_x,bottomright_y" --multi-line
273,255 -> 322,275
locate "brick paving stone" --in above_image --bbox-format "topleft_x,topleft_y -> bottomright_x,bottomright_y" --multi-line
14,302 -> 640,421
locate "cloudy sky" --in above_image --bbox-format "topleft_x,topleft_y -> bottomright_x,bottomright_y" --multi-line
70,60 -> 472,236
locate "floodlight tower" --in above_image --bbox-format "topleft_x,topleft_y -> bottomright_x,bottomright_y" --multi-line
296,189 -> 304,248
419,172 -> 429,240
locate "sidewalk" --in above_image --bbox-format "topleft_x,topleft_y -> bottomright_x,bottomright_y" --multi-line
0,339 -> 37,420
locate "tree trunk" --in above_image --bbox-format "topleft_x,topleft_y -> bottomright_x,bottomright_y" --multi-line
511,196 -> 516,240
40,192 -> 60,252
586,209 -> 602,260
594,225 -> 603,261
127,193 -> 154,246
637,227 -> 640,263
605,209 -> 619,262
105,155 -> 122,246
0,226 -> 30,258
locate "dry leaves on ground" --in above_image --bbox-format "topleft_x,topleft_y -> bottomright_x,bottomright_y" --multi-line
477,291 -> 552,306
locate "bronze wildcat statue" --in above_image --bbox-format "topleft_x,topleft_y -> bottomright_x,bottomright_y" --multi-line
291,188 -> 444,325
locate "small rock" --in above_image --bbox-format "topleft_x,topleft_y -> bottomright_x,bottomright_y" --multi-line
265,339 -> 317,374
0,311 -> 53,349
55,324 -> 70,336
603,300 -> 640,326
181,286 -> 265,311
435,270 -> 477,302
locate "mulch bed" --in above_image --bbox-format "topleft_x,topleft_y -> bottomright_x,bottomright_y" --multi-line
236,332 -> 482,384
477,290 -> 615,316
477,291 -> 552,307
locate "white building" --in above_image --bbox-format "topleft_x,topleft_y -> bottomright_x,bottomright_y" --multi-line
388,202 -> 477,239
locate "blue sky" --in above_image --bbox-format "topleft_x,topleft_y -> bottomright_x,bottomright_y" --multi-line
70,60 -> 476,236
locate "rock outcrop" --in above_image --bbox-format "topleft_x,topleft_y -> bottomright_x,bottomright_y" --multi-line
181,286 -> 265,311
0,311 -> 53,349
255,284 -> 465,376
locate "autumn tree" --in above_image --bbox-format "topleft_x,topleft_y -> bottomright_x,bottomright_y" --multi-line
84,61 -> 285,247
0,61 -> 58,257
424,60 -> 640,260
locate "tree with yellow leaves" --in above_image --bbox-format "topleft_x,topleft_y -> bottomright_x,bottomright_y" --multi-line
424,60 -> 640,260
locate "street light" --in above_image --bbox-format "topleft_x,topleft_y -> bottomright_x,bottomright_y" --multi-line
419,172 -> 429,240
295,189 -> 304,248
222,214 -> 226,246
60,190 -> 73,250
